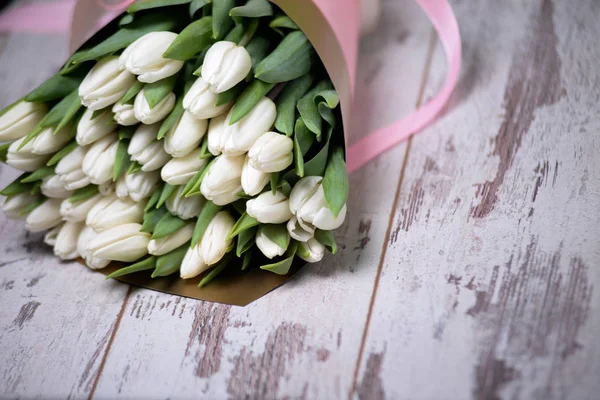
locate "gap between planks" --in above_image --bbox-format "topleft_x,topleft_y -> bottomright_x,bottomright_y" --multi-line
349,27 -> 438,399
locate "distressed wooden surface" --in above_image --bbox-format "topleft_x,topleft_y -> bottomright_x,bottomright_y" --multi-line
0,0 -> 598,399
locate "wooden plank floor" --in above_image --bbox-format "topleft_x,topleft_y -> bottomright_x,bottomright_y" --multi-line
0,0 -> 598,399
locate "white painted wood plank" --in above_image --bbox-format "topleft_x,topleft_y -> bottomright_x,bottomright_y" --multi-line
91,1 -> 434,398
355,1 -> 600,399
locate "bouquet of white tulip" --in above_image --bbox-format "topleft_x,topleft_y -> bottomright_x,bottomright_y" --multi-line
0,0 -> 348,289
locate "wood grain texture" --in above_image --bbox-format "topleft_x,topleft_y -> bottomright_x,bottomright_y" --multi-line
354,1 -> 600,399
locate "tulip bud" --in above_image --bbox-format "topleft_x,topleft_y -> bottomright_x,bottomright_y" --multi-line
289,176 -> 347,231
115,169 -> 161,202
60,193 -> 102,223
248,131 -> 293,173
207,113 -> 226,156
55,145 -> 90,190
44,225 -> 60,247
87,195 -> 145,232
286,216 -> 314,242
76,108 -> 117,146
148,222 -> 194,256
25,198 -> 62,232
41,175 -> 73,199
99,180 -> 115,196
202,41 -> 252,93
297,238 -> 325,263
246,191 -> 293,224
52,221 -> 84,260
0,100 -> 47,142
241,155 -> 269,196
164,111 -> 208,157
82,134 -> 119,185
119,32 -> 184,83
128,123 -> 171,171
87,222 -> 150,262
112,102 -> 138,126
200,154 -> 244,206
133,89 -> 176,125
221,97 -> 277,156
79,56 -> 136,110
180,244 -> 208,279
255,229 -> 287,259
2,192 -> 40,218
77,226 -> 110,269
183,77 -> 231,120
200,211 -> 234,265
161,149 -> 207,186
30,125 -> 73,155
166,185 -> 205,220
6,137 -> 50,172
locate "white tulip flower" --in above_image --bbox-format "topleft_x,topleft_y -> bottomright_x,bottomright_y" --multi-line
79,56 -> 136,110
76,108 -> 117,146
286,216 -> 314,242
199,211 -> 234,265
25,198 -> 62,232
87,222 -> 150,262
0,100 -> 47,142
41,175 -> 73,199
55,145 -> 90,190
180,244 -> 208,279
164,110 -> 208,157
128,123 -> 171,171
221,97 -> 276,156
297,238 -> 325,263
6,137 -> 50,172
248,131 -> 293,173
52,221 -> 85,260
30,125 -> 73,155
133,89 -> 176,125
202,41 -> 252,93
112,102 -> 138,126
115,169 -> 161,202
82,134 -> 119,185
289,176 -> 347,231
77,226 -> 110,269
148,222 -> 194,256
255,229 -> 287,259
119,31 -> 184,83
246,191 -> 293,224
161,149 -> 207,186
2,192 -> 40,218
166,185 -> 205,220
200,154 -> 244,206
86,195 -> 145,232
241,155 -> 269,196
207,113 -> 227,156
60,193 -> 102,223
183,77 -> 231,119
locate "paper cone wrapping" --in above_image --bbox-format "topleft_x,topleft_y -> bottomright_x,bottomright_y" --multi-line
68,0 -> 360,305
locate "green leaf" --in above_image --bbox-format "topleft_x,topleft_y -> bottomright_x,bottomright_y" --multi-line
0,142 -> 10,163
259,224 -> 290,250
144,74 -> 177,109
120,80 -> 144,105
21,166 -> 54,183
191,200 -> 222,247
141,206 -> 169,233
245,34 -> 272,72
0,174 -> 33,196
269,15 -> 299,35
227,212 -> 259,240
25,69 -> 87,103
66,11 -> 181,67
215,82 -> 246,107
18,197 -> 46,217
145,190 -> 162,212
198,253 -> 233,287
241,251 -> 252,270
280,180 -> 292,197
292,118 -> 315,178
223,23 -> 246,44
303,126 -> 332,177
296,80 -> 333,140
235,225 -> 257,257
90,107 -> 110,120
275,74 -> 314,135
183,158 -> 214,197
119,13 -> 135,26
113,140 -> 130,182
164,16 -> 214,61
47,140 -> 77,166
106,256 -> 157,279
323,147 -> 348,217
190,0 -> 211,18
128,0 -> 192,13
260,241 -> 298,275
118,125 -> 137,141
158,96 -> 185,139
270,171 -> 280,195
255,31 -> 315,83
230,0 -> 272,18
128,162 -> 143,174
198,135 -> 212,159
229,79 -> 275,124
152,243 -> 189,277
212,0 -> 235,39
152,212 -> 187,239
54,91 -> 82,135
315,229 -> 337,254
156,183 -> 177,209
69,185 -> 99,203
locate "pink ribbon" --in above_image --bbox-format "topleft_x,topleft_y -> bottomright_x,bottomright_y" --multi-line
0,0 -> 460,174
